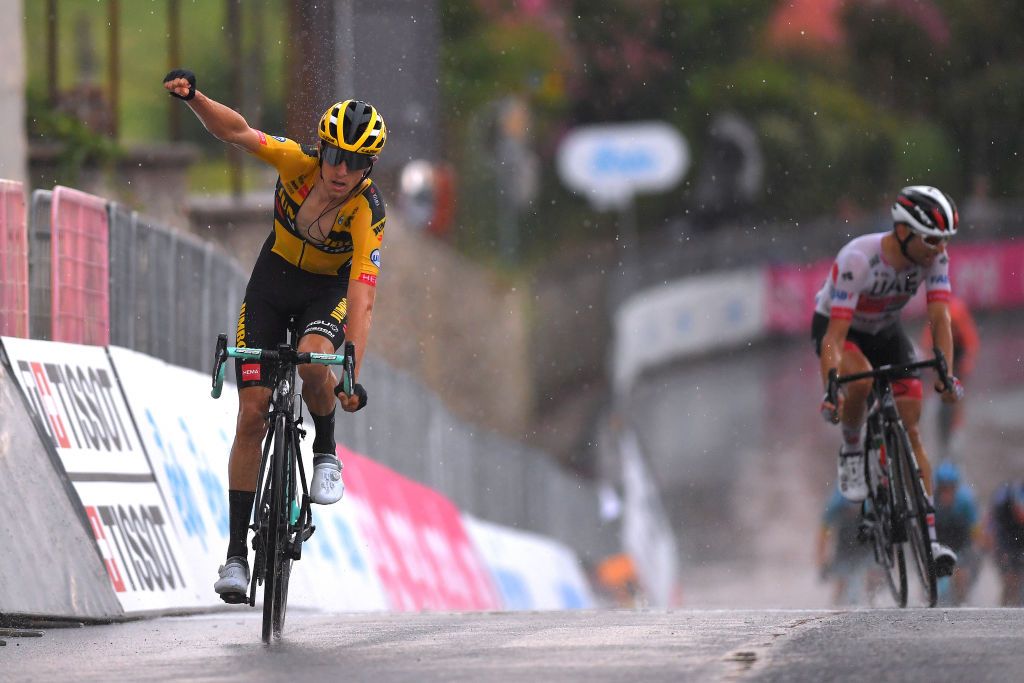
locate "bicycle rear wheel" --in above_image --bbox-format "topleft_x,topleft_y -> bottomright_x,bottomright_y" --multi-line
262,413 -> 288,643
890,425 -> 937,607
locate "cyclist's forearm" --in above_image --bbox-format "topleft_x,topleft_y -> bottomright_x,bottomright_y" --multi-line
345,281 -> 376,380
186,91 -> 252,145
927,302 -> 955,375
820,337 -> 842,388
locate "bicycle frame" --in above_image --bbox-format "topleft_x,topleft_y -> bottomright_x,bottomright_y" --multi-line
210,326 -> 354,642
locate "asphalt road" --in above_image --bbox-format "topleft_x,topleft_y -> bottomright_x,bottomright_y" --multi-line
4,608 -> 1022,682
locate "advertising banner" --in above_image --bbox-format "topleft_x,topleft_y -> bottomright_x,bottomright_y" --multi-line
1,337 -> 195,612
463,516 -> 595,610
340,446 -> 501,611
613,268 -> 766,391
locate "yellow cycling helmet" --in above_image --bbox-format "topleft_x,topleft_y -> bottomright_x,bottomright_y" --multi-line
318,100 -> 387,156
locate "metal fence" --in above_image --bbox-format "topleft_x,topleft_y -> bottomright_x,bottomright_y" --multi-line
107,203 -> 248,374
21,182 -> 618,563
0,180 -> 28,337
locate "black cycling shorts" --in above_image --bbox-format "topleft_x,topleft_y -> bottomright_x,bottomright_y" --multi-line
235,251 -> 349,389
811,313 -> 920,379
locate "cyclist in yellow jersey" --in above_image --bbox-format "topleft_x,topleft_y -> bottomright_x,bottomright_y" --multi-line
163,69 -> 386,603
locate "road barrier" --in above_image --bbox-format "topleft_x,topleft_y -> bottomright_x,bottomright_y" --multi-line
1,336 -> 597,619
0,180 -> 28,337
0,348 -> 122,621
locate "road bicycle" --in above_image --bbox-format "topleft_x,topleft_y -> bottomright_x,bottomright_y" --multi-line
211,322 -> 354,642
826,349 -> 955,608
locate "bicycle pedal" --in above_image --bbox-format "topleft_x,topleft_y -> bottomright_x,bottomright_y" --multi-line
301,524 -> 316,542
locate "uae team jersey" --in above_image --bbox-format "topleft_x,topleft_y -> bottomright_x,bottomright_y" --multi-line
248,131 -> 385,285
814,232 -> 951,335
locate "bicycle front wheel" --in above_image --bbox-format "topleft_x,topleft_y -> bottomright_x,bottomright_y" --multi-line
890,424 -> 937,607
872,443 -> 907,607
262,413 -> 288,643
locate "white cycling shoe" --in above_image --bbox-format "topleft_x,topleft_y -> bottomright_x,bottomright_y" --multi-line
932,542 -> 957,578
214,556 -> 249,604
837,447 -> 868,502
310,454 -> 345,505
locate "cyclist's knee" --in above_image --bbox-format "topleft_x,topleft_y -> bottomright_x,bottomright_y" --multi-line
236,393 -> 270,438
845,377 -> 872,398
297,362 -> 331,388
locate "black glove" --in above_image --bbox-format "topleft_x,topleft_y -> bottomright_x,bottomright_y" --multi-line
163,68 -> 196,100
352,383 -> 368,411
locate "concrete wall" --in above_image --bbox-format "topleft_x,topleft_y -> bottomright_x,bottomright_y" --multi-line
0,357 -> 122,620
0,0 -> 26,183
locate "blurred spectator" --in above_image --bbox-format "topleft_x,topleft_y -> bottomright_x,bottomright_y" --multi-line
816,487 -> 873,606
982,481 -> 1024,606
932,462 -> 981,606
921,295 -> 979,457
594,553 -> 641,608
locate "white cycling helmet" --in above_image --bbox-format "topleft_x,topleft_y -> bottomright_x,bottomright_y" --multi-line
891,185 -> 959,238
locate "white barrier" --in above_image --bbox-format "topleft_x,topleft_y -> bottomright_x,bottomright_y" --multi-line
464,516 -> 595,610
3,337 -> 597,618
1,337 -> 196,613
0,354 -> 122,620
613,268 -> 766,392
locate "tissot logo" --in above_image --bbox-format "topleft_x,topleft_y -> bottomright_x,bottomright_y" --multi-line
17,360 -> 132,452
86,504 -> 185,593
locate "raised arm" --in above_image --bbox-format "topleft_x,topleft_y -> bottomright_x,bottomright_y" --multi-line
163,69 -> 263,153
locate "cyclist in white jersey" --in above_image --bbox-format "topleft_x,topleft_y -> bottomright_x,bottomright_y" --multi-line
811,186 -> 965,577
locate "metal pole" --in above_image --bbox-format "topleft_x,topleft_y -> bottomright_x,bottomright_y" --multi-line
168,0 -> 181,140
108,0 -> 120,139
226,0 -> 243,199
46,0 -> 58,107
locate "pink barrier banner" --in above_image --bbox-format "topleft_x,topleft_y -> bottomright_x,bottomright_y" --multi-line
51,186 -> 110,345
339,446 -> 501,611
0,180 -> 28,337
766,240 -> 1024,333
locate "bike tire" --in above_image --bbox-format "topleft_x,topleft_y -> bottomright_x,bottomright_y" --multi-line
884,433 -> 911,607
891,425 -> 937,607
272,432 -> 296,638
871,443 -> 907,607
262,413 -> 288,643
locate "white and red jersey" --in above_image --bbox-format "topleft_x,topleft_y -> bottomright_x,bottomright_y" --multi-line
814,232 -> 951,335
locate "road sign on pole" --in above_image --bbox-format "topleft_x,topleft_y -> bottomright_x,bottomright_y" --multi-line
556,121 -> 689,210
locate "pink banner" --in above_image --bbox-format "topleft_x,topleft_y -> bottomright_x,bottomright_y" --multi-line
0,180 -> 28,337
339,446 -> 500,611
51,186 -> 110,345
766,240 -> 1024,333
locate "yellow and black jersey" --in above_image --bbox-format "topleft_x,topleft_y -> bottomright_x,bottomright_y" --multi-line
249,131 -> 385,285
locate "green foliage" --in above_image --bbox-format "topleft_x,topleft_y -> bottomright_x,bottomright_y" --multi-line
27,92 -> 122,183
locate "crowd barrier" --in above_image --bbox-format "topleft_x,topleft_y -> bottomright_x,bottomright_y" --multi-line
0,353 -> 122,620
613,238 -> 1024,392
0,180 -> 28,337
50,187 -> 110,346
0,336 -> 596,619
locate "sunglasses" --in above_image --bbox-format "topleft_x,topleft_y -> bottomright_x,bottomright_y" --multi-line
321,144 -> 375,170
920,234 -> 949,248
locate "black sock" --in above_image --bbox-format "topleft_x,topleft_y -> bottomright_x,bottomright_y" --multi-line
227,489 -> 256,561
310,407 -> 336,454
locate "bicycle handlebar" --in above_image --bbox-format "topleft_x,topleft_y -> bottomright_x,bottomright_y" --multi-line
823,347 -> 953,424
210,334 -> 351,399
834,347 -> 952,389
